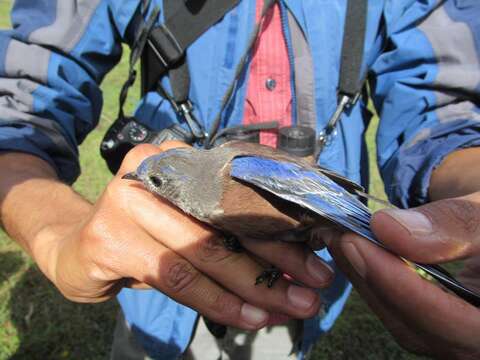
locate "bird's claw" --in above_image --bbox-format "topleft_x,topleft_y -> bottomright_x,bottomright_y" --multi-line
222,235 -> 243,253
255,267 -> 282,288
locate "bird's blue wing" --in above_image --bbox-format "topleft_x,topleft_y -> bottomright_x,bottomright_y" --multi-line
231,156 -> 480,307
230,156 -> 376,242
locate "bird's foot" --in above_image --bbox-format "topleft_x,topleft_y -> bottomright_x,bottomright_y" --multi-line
203,317 -> 227,339
222,235 -> 243,253
255,267 -> 282,288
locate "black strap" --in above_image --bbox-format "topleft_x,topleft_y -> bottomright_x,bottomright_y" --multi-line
209,121 -> 279,146
141,0 -> 240,95
315,0 -> 368,157
338,0 -> 368,98
118,6 -> 160,119
164,0 -> 190,103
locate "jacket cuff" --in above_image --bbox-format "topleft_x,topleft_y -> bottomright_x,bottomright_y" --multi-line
0,125 -> 80,184
383,119 -> 480,208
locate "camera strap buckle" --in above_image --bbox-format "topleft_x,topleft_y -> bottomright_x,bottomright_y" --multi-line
316,92 -> 359,154
177,100 -> 208,141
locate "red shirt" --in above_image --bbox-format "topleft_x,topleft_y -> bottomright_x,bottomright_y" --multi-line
242,1 -> 292,147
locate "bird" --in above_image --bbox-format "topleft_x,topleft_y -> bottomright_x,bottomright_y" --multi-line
123,141 -> 480,309
122,141 -> 372,239
122,141 -> 372,284
123,139 -> 480,344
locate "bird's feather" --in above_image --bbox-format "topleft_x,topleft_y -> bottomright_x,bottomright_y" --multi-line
219,141 -> 365,194
230,156 -> 375,242
229,156 -> 480,306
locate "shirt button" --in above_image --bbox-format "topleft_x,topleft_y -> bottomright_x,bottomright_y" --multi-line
265,78 -> 277,91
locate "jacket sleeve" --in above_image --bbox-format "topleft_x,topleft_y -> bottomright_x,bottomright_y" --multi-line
0,0 -> 140,183
371,0 -> 480,208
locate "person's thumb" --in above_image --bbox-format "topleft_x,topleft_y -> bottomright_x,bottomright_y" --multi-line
371,192 -> 480,264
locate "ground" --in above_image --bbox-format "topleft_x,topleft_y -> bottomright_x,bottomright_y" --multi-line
0,2 -> 426,359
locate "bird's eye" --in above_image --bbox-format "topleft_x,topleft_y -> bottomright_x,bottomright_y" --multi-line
149,176 -> 162,187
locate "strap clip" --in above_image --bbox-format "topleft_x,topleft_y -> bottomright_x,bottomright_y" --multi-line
315,92 -> 360,158
177,100 -> 208,140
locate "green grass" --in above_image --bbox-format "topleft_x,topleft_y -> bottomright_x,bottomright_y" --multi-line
0,2 -> 422,359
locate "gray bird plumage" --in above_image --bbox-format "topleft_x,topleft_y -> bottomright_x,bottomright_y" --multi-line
135,146 -> 229,222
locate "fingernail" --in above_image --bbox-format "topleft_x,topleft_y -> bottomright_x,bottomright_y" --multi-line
287,285 -> 317,310
241,303 -> 269,326
306,253 -> 334,284
384,209 -> 433,235
341,242 -> 367,279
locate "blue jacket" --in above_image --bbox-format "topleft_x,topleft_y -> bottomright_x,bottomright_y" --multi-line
1,0 -> 480,358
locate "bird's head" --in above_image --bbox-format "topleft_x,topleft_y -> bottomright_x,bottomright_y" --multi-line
124,147 -> 197,198
122,147 -> 222,221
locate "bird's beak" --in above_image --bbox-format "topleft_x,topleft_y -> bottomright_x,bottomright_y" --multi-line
122,172 -> 141,181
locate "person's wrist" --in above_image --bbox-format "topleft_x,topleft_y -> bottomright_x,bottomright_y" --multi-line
30,209 -> 92,285
430,148 -> 480,201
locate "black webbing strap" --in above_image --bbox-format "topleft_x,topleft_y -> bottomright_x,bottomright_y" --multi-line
164,0 -> 189,103
338,0 -> 368,98
141,0 -> 240,94
316,0 -> 368,156
118,5 -> 160,119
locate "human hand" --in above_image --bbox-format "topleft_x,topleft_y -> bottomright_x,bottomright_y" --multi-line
326,193 -> 480,359
50,141 -> 332,330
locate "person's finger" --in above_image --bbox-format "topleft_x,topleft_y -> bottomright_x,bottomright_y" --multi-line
121,184 -> 321,319
81,213 -> 270,330
327,235 -> 430,355
135,240 -> 270,331
330,232 -> 480,357
371,192 -> 480,263
240,238 -> 334,288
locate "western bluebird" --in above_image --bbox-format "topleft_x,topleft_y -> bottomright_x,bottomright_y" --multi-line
123,141 -> 364,247
123,141 -> 480,307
